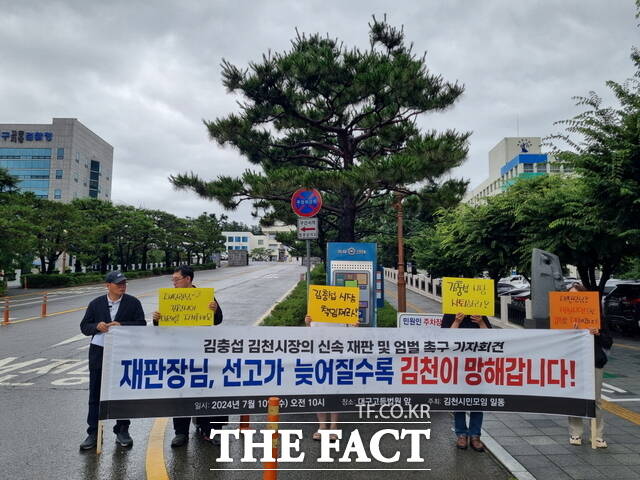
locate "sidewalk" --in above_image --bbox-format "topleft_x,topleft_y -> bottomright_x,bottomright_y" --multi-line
385,280 -> 640,480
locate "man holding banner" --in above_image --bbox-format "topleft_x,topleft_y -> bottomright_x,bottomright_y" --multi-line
79,271 -> 146,451
152,265 -> 225,447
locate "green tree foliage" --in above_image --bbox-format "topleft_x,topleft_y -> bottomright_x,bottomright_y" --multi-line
548,43 -> 640,290
250,247 -> 272,261
0,167 -> 19,193
171,18 -> 469,242
189,212 -> 226,264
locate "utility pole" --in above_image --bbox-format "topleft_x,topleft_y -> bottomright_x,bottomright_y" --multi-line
394,192 -> 407,313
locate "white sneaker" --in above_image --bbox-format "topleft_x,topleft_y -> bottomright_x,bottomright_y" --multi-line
569,436 -> 582,446
595,438 -> 608,448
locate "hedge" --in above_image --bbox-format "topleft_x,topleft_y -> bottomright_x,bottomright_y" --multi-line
261,265 -> 399,327
20,263 -> 217,289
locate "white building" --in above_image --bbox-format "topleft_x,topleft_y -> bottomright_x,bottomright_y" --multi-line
463,137 -> 571,205
223,222 -> 295,261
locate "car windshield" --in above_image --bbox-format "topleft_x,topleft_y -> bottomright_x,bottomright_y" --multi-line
614,285 -> 640,297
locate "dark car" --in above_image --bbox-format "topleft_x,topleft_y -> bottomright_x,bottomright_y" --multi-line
603,282 -> 640,335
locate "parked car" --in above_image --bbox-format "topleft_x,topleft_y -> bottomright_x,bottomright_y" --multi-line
603,278 -> 626,296
499,287 -> 530,301
499,275 -> 529,289
497,282 -> 516,295
603,282 -> 640,335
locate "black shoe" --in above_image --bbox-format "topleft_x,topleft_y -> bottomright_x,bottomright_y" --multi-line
116,430 -> 133,448
80,433 -> 97,450
171,434 -> 188,448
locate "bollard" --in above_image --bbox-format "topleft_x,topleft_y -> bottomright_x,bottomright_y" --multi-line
2,297 -> 9,325
41,293 -> 48,318
239,414 -> 250,430
262,397 -> 280,480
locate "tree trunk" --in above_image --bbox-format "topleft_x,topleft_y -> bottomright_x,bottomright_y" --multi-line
338,193 -> 356,242
39,255 -> 46,274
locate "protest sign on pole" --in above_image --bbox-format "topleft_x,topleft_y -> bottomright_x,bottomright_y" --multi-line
308,284 -> 359,325
100,326 -> 595,420
441,277 -> 494,316
158,288 -> 215,326
549,291 -> 601,329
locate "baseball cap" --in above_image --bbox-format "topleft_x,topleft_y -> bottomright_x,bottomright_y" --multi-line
105,271 -> 127,284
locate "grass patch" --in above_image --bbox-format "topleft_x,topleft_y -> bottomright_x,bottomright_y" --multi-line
377,301 -> 398,327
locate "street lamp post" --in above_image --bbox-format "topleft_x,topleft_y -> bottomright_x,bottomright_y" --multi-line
394,192 -> 407,313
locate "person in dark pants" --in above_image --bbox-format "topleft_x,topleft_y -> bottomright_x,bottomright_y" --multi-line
441,312 -> 491,452
152,265 -> 226,447
79,271 -> 146,450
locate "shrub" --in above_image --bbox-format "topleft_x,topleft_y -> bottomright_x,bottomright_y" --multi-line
376,301 -> 398,327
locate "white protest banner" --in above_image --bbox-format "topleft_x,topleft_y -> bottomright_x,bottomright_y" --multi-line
397,313 -> 443,328
100,326 -> 595,420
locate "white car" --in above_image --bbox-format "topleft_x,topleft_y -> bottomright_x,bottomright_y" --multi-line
499,275 -> 530,289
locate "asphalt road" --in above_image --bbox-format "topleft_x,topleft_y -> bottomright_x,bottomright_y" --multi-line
0,263 -> 512,480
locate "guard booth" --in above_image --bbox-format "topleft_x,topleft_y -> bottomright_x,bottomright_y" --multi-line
326,242 -> 377,327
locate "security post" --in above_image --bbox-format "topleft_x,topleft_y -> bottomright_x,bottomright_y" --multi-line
2,297 -> 9,325
41,292 -> 48,317
263,397 -> 280,480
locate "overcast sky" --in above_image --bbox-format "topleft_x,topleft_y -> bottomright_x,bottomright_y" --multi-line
2,0 -> 638,224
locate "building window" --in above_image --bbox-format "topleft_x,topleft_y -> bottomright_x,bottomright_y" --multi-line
57,148 -> 64,159
228,246 -> 233,251
235,236 -> 241,242
54,189 -> 62,199
241,236 -> 248,242
227,236 -> 234,242
258,240 -> 264,245
241,246 -> 247,250
536,162 -> 547,173
55,169 -> 63,179
523,163 -> 534,173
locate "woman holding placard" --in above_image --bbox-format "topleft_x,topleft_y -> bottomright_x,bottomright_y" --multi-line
566,283 -> 612,448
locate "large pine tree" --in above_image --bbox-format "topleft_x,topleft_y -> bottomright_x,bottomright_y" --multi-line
171,18 -> 469,241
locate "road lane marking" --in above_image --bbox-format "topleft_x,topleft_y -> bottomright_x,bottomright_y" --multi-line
601,399 -> 640,424
50,333 -> 86,347
146,418 -> 169,480
615,343 -> 640,351
6,306 -> 87,324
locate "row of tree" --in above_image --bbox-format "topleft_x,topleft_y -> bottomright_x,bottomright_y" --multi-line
0,177 -> 227,278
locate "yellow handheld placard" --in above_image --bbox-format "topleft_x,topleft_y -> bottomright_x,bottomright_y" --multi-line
158,288 -> 215,326
442,277 -> 494,316
308,285 -> 359,324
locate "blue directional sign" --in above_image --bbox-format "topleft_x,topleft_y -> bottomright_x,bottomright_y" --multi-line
290,188 -> 323,217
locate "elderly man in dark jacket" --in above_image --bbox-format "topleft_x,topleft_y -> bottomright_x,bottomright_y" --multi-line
79,271 -> 146,450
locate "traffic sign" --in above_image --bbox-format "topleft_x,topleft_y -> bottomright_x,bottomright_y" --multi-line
291,188 -> 322,217
297,217 -> 319,240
